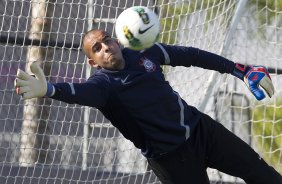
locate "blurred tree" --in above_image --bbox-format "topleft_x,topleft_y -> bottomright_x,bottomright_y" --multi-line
157,0 -> 282,44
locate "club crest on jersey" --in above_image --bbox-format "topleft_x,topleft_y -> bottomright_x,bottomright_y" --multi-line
139,57 -> 156,72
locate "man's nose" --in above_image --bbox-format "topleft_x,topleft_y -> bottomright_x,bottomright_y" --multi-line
102,43 -> 110,52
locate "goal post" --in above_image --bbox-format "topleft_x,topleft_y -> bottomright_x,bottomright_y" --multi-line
1,0 -> 282,183
197,0 -> 248,112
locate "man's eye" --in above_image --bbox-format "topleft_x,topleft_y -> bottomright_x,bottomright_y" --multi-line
92,45 -> 101,52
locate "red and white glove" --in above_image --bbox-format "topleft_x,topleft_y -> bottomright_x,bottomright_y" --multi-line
14,62 -> 54,100
232,63 -> 274,101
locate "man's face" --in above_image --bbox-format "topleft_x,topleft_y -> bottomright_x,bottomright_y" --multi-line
83,30 -> 125,70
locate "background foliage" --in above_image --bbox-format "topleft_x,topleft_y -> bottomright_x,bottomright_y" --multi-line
252,99 -> 282,173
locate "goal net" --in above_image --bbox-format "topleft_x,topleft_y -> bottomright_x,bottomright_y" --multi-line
0,0 -> 281,183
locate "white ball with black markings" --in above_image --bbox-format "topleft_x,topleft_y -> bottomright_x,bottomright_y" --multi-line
115,6 -> 160,51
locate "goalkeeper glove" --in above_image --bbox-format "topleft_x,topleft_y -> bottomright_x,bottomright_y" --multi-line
232,63 -> 274,101
14,62 -> 54,100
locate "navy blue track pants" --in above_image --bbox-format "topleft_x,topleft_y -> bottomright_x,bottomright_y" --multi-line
147,112 -> 282,184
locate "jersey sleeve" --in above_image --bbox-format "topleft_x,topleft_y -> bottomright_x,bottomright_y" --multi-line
156,43 -> 236,74
50,75 -> 110,108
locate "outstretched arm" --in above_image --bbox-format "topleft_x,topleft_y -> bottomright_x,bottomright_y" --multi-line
14,62 -> 109,107
155,44 -> 235,73
155,44 -> 274,101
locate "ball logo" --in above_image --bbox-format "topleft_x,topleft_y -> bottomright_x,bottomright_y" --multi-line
133,7 -> 150,24
138,25 -> 154,34
139,57 -> 156,72
123,26 -> 141,48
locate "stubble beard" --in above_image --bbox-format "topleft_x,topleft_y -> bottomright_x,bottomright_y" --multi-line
111,56 -> 124,70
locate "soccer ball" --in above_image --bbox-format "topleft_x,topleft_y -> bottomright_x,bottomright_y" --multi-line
115,6 -> 160,51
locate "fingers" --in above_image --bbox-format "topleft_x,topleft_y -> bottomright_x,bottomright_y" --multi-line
16,69 -> 32,80
15,85 -> 28,99
15,85 -> 30,97
14,73 -> 32,96
30,62 -> 46,82
250,85 -> 265,101
15,86 -> 35,100
15,69 -> 34,99
14,70 -> 30,97
16,86 -> 30,94
244,66 -> 275,100
259,75 -> 274,98
14,63 -> 46,100
14,78 -> 29,87
15,86 -> 37,100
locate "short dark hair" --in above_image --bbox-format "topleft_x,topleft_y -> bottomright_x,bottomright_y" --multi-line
81,29 -> 110,58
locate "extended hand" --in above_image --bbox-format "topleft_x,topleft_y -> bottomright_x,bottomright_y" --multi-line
232,63 -> 274,101
14,62 -> 48,100
244,66 -> 274,100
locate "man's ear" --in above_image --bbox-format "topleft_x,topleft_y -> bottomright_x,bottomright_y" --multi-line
88,59 -> 99,68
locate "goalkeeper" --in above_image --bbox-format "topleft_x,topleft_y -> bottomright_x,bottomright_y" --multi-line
15,29 -> 281,184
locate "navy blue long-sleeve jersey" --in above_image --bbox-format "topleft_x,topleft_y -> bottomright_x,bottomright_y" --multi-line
51,43 -> 235,158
